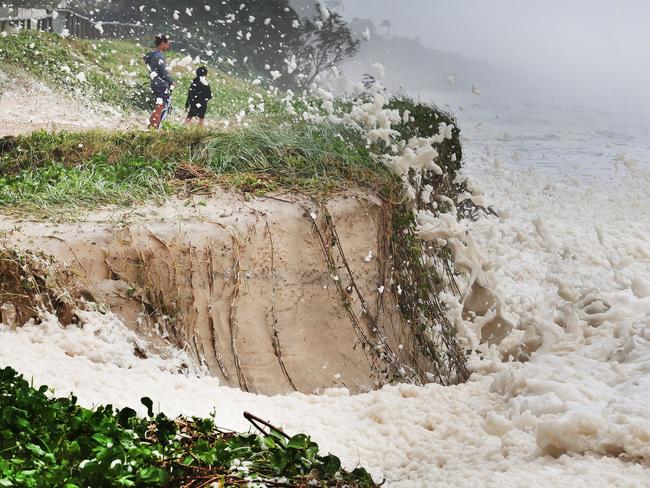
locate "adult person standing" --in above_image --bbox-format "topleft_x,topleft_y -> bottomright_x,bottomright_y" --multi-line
143,35 -> 173,130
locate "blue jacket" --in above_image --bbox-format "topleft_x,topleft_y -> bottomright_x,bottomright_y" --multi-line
143,50 -> 173,92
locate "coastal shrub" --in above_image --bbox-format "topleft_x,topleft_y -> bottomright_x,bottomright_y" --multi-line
388,97 -> 463,173
0,367 -> 377,487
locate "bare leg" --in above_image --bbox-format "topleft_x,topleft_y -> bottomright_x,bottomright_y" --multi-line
149,104 -> 166,129
198,117 -> 206,128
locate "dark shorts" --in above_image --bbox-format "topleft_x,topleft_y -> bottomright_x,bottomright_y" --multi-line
187,103 -> 207,118
152,89 -> 170,106
151,81 -> 171,106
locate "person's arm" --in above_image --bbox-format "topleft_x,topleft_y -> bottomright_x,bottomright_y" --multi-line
144,52 -> 157,78
186,82 -> 196,109
206,85 -> 212,101
159,54 -> 173,86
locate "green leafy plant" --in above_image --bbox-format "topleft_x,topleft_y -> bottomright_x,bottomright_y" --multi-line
0,367 -> 377,487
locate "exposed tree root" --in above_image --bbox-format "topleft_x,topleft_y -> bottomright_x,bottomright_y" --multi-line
228,234 -> 249,392
265,220 -> 298,392
0,242 -> 80,326
307,201 -> 414,385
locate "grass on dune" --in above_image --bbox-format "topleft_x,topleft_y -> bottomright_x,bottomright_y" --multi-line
0,123 -> 401,216
0,97 -> 466,219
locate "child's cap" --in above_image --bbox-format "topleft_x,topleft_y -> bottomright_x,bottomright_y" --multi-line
197,66 -> 208,77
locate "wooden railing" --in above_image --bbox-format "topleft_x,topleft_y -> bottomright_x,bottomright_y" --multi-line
0,17 -> 46,32
0,8 -> 147,40
58,8 -> 100,39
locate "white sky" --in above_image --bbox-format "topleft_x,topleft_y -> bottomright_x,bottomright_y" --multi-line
340,0 -> 650,110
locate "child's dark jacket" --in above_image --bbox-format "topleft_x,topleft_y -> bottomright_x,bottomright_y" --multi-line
185,77 -> 212,117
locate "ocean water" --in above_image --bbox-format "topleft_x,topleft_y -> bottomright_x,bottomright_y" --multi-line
434,92 -> 650,185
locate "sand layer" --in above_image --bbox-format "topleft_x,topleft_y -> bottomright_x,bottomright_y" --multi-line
0,191 -> 435,395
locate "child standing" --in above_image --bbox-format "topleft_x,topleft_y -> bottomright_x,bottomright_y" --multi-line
185,66 -> 212,127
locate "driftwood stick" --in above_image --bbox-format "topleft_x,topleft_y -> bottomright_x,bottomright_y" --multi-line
243,411 -> 290,439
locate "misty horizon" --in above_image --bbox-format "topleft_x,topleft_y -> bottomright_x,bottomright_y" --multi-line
336,0 -> 650,112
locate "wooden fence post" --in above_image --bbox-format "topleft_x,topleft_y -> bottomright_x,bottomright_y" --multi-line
0,8 -> 147,39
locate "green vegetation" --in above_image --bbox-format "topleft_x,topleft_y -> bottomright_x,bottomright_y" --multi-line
0,158 -> 173,213
0,30 -> 149,110
389,210 -> 468,384
0,30 -> 284,118
386,97 -> 470,383
0,367 -> 376,487
0,123 -> 399,215
388,97 -> 463,174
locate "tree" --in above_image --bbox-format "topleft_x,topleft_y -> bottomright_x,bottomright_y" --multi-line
288,11 -> 360,87
380,19 -> 391,37
53,0 -> 303,79
325,0 -> 344,13
348,17 -> 376,39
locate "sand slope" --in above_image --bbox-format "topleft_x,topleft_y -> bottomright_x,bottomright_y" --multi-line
0,191 -> 434,395
0,68 -> 142,136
